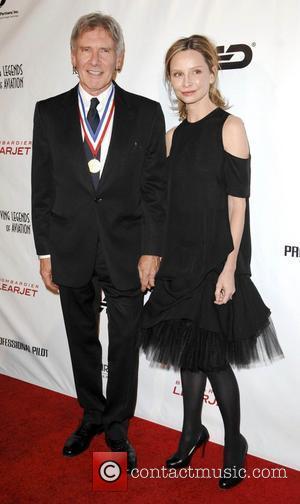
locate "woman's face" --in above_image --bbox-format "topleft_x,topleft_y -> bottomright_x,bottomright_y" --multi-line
169,49 -> 215,106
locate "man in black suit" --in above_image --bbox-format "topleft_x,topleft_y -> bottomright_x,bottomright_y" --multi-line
31,12 -> 166,473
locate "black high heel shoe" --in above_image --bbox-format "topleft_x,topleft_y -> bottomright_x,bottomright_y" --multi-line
219,434 -> 248,489
166,425 -> 209,469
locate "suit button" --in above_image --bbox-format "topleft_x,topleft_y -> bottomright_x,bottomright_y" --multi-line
94,197 -> 102,202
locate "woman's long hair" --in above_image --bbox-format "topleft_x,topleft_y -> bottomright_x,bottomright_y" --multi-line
165,35 -> 228,120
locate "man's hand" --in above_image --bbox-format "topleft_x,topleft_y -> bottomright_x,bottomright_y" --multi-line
39,257 -> 59,294
138,255 -> 161,292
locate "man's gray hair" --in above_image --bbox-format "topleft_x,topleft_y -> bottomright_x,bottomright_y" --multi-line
70,12 -> 125,55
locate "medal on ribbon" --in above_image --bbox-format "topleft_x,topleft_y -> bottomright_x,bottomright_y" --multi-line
78,85 -> 115,176
88,158 -> 102,173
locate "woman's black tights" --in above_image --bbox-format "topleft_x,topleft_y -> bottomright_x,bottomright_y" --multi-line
178,363 -> 242,467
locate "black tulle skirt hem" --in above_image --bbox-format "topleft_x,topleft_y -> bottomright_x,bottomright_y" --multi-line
140,316 -> 284,372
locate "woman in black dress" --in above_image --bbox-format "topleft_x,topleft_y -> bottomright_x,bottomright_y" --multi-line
140,35 -> 284,489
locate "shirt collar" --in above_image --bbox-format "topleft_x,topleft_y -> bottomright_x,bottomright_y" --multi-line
78,82 -> 114,113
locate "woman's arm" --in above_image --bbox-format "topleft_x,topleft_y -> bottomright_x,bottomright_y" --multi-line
215,115 -> 250,305
166,127 -> 176,156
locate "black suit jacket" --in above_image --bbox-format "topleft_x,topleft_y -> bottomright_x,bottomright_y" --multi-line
31,83 -> 166,289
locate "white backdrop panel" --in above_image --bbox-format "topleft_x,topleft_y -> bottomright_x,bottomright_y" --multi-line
0,0 -> 299,470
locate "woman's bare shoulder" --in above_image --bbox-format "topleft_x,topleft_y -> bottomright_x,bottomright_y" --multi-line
222,114 -> 250,159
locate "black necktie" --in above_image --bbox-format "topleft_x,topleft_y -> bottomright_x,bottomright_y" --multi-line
84,97 -> 100,190
87,97 -> 100,133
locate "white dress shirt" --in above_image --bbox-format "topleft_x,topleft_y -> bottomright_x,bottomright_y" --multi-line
78,82 -> 114,169
39,82 -> 115,259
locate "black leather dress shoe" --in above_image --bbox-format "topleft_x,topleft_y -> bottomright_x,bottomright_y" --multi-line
63,421 -> 104,457
107,438 -> 137,474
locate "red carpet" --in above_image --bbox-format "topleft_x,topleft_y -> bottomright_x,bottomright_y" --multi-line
1,374 -> 298,503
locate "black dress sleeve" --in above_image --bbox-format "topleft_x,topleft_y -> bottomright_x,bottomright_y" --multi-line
223,150 -> 251,198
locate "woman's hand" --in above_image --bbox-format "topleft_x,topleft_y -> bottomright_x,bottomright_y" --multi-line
138,255 -> 161,292
214,269 -> 235,305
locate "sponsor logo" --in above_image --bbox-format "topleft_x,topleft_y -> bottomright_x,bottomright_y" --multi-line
0,139 -> 32,155
0,277 -> 39,297
0,1 -> 19,20
173,380 -> 217,405
100,298 -> 107,310
101,363 -> 108,379
0,337 -> 48,357
217,44 -> 253,70
284,245 -> 300,258
0,64 -> 24,89
99,291 -> 107,312
0,210 -> 31,234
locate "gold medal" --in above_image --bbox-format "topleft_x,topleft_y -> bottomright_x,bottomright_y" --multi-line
88,158 -> 101,174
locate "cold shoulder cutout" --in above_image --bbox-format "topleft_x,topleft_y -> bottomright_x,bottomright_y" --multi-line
223,150 -> 251,198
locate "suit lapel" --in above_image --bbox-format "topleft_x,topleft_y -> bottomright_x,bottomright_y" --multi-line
97,83 -> 136,191
62,85 -> 95,195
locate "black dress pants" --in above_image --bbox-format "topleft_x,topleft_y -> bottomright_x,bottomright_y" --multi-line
59,241 -> 143,440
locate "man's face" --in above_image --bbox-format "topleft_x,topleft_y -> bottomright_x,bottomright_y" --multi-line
71,27 -> 123,96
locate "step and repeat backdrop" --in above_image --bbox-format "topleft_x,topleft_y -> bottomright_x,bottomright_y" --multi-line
0,0 -> 299,470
